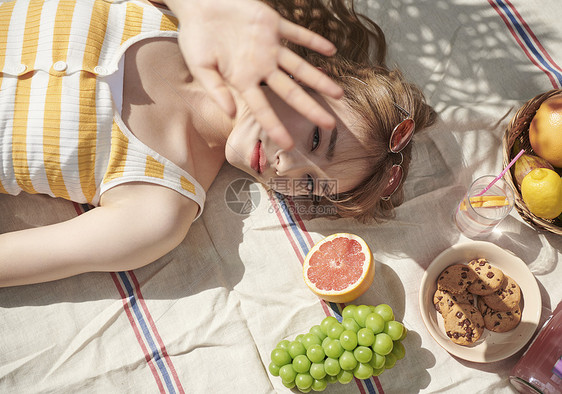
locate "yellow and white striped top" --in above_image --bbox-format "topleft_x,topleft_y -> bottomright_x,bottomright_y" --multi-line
0,0 -> 205,217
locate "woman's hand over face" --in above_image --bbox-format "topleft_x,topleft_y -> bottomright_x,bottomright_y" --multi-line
164,0 -> 344,149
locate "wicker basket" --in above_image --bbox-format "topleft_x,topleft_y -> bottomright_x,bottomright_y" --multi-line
502,88 -> 562,235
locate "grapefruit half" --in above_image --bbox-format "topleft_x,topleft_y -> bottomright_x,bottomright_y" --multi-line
303,233 -> 375,303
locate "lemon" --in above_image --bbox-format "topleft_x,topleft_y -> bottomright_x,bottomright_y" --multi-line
529,95 -> 562,167
521,168 -> 562,219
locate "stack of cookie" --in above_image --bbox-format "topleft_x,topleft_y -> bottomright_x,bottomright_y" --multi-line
434,258 -> 522,346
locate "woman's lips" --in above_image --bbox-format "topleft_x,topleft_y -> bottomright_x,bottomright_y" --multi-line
251,141 -> 266,174
259,143 -> 267,173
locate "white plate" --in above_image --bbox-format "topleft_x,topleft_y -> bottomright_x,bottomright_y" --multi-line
419,241 -> 542,363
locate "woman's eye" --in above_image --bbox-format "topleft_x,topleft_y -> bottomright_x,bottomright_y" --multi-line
311,127 -> 320,151
306,174 -> 314,194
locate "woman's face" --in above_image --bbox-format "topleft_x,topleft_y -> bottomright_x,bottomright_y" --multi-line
225,87 -> 371,197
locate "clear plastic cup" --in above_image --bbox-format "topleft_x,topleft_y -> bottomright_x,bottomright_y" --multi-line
454,175 -> 515,237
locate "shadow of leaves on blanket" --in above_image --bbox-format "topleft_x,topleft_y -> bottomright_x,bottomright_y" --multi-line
360,0 -> 556,104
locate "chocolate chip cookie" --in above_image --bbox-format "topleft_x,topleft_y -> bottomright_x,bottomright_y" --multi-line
467,258 -> 505,295
482,275 -> 521,312
478,297 -> 522,333
437,264 -> 477,294
443,303 -> 485,345
433,289 -> 474,316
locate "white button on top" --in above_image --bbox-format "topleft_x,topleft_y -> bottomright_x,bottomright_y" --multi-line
93,65 -> 107,76
16,64 -> 27,75
53,61 -> 67,72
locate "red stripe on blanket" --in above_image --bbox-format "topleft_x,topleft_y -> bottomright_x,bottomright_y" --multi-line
282,200 -> 345,318
318,298 -> 335,317
111,272 -> 166,393
503,0 -> 562,76
375,375 -> 385,392
287,199 -> 315,246
354,377 -> 368,394
268,192 -> 306,264
72,202 -> 83,216
129,273 -> 185,394
72,203 -> 182,393
487,0 -> 561,88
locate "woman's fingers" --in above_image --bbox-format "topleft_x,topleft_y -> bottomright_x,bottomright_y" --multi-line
277,47 -> 343,99
279,18 -> 337,57
190,66 -> 237,117
265,69 -> 337,131
241,85 -> 294,150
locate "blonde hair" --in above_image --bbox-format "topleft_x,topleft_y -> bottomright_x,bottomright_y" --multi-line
266,0 -> 437,222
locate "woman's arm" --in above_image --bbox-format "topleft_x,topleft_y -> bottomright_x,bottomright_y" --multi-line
0,185 -> 196,287
152,0 -> 343,150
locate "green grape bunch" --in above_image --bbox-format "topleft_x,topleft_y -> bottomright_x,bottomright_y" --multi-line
268,304 -> 407,392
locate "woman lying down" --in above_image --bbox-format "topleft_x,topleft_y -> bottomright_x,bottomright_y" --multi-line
0,0 -> 435,287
